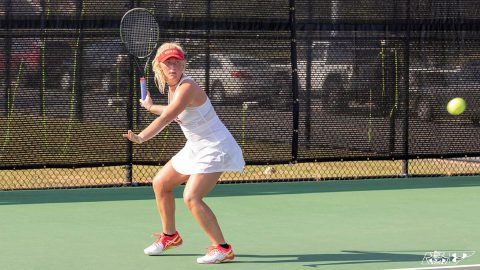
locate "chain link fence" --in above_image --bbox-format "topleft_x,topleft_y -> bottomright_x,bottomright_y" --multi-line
1,0 -> 480,190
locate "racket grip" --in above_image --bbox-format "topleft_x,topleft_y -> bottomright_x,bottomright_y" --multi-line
140,77 -> 147,100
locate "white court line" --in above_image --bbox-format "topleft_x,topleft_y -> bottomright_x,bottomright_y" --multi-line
386,264 -> 480,270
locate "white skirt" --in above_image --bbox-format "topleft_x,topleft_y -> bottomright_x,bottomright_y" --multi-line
171,135 -> 245,175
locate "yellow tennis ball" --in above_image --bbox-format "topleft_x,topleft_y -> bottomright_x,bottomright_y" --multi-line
447,97 -> 466,115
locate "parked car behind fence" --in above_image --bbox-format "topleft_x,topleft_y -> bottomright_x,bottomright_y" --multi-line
187,53 -> 291,106
410,65 -> 480,124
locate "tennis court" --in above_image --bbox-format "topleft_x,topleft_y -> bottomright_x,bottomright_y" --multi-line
2,2 -> 480,270
1,176 -> 479,270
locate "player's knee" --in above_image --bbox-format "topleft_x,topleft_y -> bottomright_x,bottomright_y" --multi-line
152,177 -> 171,194
183,193 -> 201,209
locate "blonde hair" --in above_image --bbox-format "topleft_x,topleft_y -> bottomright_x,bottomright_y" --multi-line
152,42 -> 186,94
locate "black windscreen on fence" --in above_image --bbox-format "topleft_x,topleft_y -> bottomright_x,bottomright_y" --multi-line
1,1 -> 480,186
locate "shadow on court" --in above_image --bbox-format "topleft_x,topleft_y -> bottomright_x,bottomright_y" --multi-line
1,176 -> 479,205
236,250 -> 425,267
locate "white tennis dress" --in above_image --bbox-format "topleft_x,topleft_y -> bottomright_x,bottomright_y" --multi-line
170,75 -> 245,175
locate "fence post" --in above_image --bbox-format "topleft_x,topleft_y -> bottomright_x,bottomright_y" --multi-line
125,54 -> 134,185
75,0 -> 85,122
205,0 -> 211,96
123,0 -> 136,186
402,0 -> 412,177
305,1 -> 313,150
4,0 -> 12,118
289,0 -> 299,163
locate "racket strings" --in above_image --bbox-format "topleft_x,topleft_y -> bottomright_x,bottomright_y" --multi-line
121,11 -> 159,58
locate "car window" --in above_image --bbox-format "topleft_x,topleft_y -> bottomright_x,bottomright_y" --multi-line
312,43 -> 327,60
326,46 -> 354,64
209,57 -> 222,68
413,72 -> 450,87
230,56 -> 268,68
83,41 -> 123,62
11,39 -> 38,52
452,70 -> 479,85
354,48 -> 380,62
188,55 -> 206,69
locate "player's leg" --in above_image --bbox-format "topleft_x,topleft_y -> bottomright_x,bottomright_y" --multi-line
144,161 -> 189,255
183,172 -> 235,263
183,172 -> 224,244
152,160 -> 189,234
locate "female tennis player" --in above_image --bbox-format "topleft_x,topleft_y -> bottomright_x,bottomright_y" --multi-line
122,42 -> 244,264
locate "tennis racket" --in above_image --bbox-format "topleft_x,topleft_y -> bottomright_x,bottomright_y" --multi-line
120,8 -> 160,100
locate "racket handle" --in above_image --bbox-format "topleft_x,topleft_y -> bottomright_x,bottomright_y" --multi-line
140,77 -> 147,100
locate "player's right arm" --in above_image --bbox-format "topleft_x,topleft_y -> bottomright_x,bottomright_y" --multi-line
135,84 -> 194,143
140,91 -> 166,115
147,104 -> 167,116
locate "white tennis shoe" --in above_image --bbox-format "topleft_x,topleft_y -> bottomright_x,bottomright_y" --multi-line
144,231 -> 183,256
197,245 -> 235,264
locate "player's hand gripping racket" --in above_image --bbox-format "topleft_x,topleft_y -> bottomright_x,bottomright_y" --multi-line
120,8 -> 159,100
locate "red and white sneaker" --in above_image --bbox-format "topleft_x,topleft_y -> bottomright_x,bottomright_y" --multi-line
196,244 -> 235,264
143,231 -> 183,255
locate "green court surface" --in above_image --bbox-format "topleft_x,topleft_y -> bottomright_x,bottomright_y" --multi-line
1,177 -> 480,270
